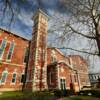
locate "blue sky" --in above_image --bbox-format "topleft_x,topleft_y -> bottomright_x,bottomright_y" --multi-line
0,0 -> 67,39
0,0 -> 100,73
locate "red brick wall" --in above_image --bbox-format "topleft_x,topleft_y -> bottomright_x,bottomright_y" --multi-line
26,10 -> 48,91
47,48 -> 69,64
0,30 -> 90,91
58,63 -> 72,89
47,48 -> 78,90
0,29 -> 29,91
69,55 -> 90,88
47,48 -> 89,91
47,64 -> 58,89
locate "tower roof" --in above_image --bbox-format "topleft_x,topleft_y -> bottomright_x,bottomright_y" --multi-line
32,8 -> 49,20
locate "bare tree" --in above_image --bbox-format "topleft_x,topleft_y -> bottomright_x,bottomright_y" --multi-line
1,0 -> 17,26
49,0 -> 100,56
0,0 -> 31,28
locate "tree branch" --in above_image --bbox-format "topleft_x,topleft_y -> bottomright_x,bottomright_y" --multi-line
51,46 -> 99,56
67,24 -> 96,39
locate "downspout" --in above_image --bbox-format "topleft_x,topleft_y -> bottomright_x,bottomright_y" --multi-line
57,64 -> 60,89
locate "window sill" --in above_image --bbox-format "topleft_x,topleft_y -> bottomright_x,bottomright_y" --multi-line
19,83 -> 23,85
10,83 -> 16,85
0,83 -> 6,85
6,59 -> 11,62
23,62 -> 26,65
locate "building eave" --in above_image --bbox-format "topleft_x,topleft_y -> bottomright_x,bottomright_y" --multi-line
0,27 -> 30,41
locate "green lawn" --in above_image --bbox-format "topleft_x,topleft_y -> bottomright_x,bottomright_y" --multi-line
0,91 -> 54,100
0,91 -> 100,100
63,96 -> 100,100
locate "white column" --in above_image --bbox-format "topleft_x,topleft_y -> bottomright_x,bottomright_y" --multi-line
77,71 -> 81,91
57,65 -> 60,89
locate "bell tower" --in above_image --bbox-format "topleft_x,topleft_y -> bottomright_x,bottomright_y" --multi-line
26,9 -> 49,91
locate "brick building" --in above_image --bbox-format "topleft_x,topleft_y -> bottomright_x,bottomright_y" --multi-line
0,28 -> 29,91
47,48 -> 90,91
0,9 -> 90,92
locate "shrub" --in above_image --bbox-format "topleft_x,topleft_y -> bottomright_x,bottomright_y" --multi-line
66,89 -> 74,96
78,89 -> 100,97
32,90 -> 54,96
90,89 -> 100,97
78,90 -> 91,96
54,89 -> 63,97
26,91 -> 54,100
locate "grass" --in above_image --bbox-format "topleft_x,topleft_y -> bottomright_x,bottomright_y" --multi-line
0,91 -> 54,100
0,91 -> 100,100
0,91 -> 28,100
63,96 -> 100,100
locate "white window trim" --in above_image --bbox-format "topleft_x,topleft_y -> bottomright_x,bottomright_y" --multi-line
51,55 -> 57,62
23,47 -> 27,64
51,50 -> 57,62
20,73 -> 25,84
57,65 -> 60,89
0,38 -> 7,60
0,70 -> 8,85
10,72 -> 17,85
49,70 -> 55,85
60,77 -> 66,90
49,72 -> 52,85
6,41 -> 15,61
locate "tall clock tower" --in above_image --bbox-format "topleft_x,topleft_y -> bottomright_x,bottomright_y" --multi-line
26,9 -> 49,91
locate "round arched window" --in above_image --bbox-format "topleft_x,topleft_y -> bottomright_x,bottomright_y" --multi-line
1,69 -> 8,84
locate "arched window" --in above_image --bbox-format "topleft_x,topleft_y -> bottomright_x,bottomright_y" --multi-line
51,50 -> 57,62
0,39 -> 7,59
1,69 -> 8,84
60,78 -> 66,90
12,72 -> 16,83
23,47 -> 29,63
21,73 -> 25,83
7,41 -> 14,60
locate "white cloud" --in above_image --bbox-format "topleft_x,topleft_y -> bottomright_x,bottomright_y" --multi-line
17,10 -> 33,27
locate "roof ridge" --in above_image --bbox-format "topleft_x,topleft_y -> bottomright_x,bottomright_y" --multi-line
0,27 -> 30,41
